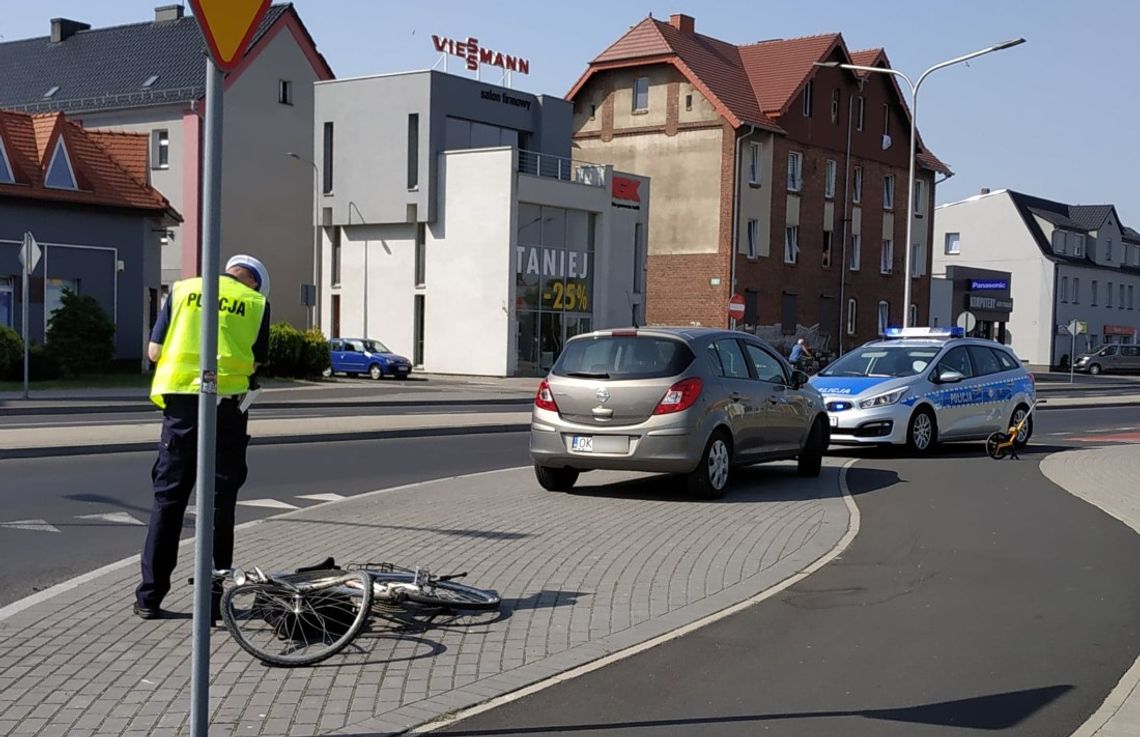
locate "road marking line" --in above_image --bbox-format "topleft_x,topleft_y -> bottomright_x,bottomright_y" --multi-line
408,459 -> 863,735
296,493 -> 345,502
0,519 -> 61,533
236,498 -> 300,510
74,512 -> 145,526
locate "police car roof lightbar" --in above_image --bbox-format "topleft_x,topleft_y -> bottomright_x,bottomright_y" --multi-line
881,326 -> 966,339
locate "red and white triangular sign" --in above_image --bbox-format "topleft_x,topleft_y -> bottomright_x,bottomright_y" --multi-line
188,0 -> 272,71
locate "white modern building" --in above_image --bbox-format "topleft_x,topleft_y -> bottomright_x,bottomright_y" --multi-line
0,5 -> 333,327
933,189 -> 1140,368
314,70 -> 650,377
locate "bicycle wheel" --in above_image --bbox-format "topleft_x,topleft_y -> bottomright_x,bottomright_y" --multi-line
405,578 -> 501,611
985,432 -> 1008,460
222,570 -> 373,667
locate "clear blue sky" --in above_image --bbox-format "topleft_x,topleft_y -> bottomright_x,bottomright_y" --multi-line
3,0 -> 1136,222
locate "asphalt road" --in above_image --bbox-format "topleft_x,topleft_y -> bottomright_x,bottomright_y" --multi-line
439,424 -> 1140,736
0,432 -> 531,607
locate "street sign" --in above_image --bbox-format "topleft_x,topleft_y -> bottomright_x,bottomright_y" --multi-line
18,232 -> 41,273
956,311 -> 977,333
728,293 -> 746,320
1068,319 -> 1087,336
188,0 -> 271,71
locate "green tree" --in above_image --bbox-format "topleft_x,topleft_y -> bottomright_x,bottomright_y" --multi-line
46,290 -> 115,376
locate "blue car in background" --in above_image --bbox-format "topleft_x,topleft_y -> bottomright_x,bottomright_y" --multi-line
328,338 -> 413,380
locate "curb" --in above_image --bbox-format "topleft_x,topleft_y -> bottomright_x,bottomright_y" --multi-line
0,423 -> 531,460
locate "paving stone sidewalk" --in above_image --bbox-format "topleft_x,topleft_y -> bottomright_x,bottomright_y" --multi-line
0,463 -> 850,737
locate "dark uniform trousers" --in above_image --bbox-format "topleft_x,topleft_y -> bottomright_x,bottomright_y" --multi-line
136,394 -> 251,609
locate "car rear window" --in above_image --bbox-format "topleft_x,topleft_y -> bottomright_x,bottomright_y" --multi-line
553,336 -> 695,380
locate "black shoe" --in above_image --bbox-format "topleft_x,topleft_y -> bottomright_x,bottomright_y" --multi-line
133,602 -> 163,620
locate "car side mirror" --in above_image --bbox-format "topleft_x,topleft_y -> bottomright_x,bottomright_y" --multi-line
936,369 -> 965,384
790,370 -> 809,389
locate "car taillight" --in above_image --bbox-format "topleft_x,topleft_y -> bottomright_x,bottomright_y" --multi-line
654,377 -> 703,415
535,379 -> 559,412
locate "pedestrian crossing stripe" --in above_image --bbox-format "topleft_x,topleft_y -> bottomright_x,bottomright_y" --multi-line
74,512 -> 145,526
296,493 -> 345,502
236,498 -> 300,510
0,519 -> 61,533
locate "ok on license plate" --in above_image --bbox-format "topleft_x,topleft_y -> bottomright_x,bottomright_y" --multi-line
571,436 -> 594,452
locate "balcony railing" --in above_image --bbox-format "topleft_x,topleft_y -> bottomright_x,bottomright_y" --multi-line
518,149 -> 607,188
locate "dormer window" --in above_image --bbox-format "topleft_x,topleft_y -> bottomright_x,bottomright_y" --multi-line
44,137 -> 78,190
0,136 -> 14,184
44,86 -> 60,99
142,74 -> 160,89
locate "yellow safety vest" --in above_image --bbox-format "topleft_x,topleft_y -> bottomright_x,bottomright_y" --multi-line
150,276 -> 267,409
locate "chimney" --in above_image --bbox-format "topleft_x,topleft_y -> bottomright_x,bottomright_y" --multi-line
669,13 -> 695,34
50,18 -> 90,43
154,5 -> 185,23
980,187 -> 991,195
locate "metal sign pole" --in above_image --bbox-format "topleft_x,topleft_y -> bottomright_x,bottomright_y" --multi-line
190,56 -> 224,737
21,237 -> 29,400
1070,330 -> 1075,384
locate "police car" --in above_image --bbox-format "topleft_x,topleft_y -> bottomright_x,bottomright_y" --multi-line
809,327 -> 1035,454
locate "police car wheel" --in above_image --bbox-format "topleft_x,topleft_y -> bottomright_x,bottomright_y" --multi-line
906,408 -> 938,455
1010,405 -> 1032,448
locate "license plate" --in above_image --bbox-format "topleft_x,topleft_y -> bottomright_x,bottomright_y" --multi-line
397,366 -> 410,373
571,436 -> 594,452
830,415 -> 839,428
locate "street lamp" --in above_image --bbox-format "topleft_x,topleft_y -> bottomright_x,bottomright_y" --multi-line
816,37 -> 1025,328
286,152 -> 321,331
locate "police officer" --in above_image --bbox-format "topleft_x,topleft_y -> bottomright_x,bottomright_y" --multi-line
134,255 -> 271,620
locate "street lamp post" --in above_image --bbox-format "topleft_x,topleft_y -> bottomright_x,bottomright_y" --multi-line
816,38 -> 1025,328
287,152 -> 321,331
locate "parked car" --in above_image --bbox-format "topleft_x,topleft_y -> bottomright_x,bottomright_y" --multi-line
1073,344 -> 1140,375
529,327 -> 830,499
809,327 -> 1035,454
328,338 -> 412,380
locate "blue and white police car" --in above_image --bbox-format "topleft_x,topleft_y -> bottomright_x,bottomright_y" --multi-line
809,327 -> 1035,454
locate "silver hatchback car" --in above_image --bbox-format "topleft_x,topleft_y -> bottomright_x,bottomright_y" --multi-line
529,327 -> 831,499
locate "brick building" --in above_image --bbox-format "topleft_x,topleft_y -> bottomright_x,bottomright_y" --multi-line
567,13 -> 950,354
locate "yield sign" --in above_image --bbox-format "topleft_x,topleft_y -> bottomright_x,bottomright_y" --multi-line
188,0 -> 271,71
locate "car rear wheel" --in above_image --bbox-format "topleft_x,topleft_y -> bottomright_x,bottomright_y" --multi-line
1010,404 -> 1032,448
1088,363 -> 1102,376
369,364 -> 383,380
906,407 -> 938,456
686,432 -> 732,500
535,465 -> 579,492
797,417 -> 827,477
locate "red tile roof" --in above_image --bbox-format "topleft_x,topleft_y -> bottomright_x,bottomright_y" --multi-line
0,110 -> 178,217
569,17 -> 951,174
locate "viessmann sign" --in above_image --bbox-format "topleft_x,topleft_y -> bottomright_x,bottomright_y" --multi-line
433,35 -> 530,75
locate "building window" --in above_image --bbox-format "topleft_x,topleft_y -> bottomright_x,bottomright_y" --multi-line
909,303 -> 918,327
0,277 -> 14,329
589,103 -> 596,120
633,222 -> 645,294
278,79 -> 293,105
850,233 -> 861,271
322,122 -> 334,194
1060,276 -> 1068,302
1073,277 -> 1080,304
330,294 -> 341,338
824,159 -> 836,199
45,278 -> 79,324
802,80 -> 813,117
787,152 -> 803,192
852,166 -> 863,203
830,88 -> 840,124
0,136 -> 13,184
749,143 -> 761,184
633,77 -> 649,112
44,137 -> 78,190
914,179 -> 925,216
1107,282 -> 1113,308
882,103 -> 890,136
747,219 -> 759,259
414,223 -> 426,287
413,295 -> 426,366
1120,283 -> 1126,309
685,94 -> 693,111
330,227 -> 341,286
1052,231 -> 1067,254
878,300 -> 890,335
856,96 -> 865,131
1106,238 -> 1113,262
1129,284 -> 1134,310
1072,233 -> 1085,256
881,239 -> 893,274
407,113 -> 419,190
945,232 -> 960,255
883,175 -> 895,210
784,225 -> 799,264
911,242 -> 923,277
151,129 -> 169,170
1092,280 -> 1098,306
822,230 -> 833,268
847,298 -> 857,335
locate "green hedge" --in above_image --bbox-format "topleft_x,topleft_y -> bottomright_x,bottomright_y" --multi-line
0,326 -> 22,381
264,323 -> 329,378
46,290 -> 115,377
